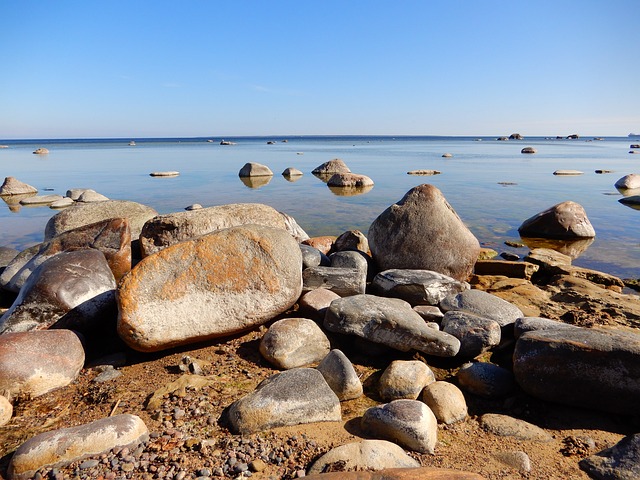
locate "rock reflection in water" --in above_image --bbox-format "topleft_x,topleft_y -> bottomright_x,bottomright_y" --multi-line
616,187 -> 640,197
520,236 -> 595,259
619,196 -> 640,210
312,173 -> 333,184
1,193 -> 37,213
328,185 -> 374,197
239,176 -> 272,189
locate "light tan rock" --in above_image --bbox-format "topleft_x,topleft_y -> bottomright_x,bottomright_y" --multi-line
0,395 -> 12,426
0,177 -> 38,196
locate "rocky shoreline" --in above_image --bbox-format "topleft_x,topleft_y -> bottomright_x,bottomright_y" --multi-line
0,167 -> 639,479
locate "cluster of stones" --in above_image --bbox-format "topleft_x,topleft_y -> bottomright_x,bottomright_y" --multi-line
0,178 -> 639,479
0,176 -> 111,209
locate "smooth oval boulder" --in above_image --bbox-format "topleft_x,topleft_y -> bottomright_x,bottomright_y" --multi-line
373,269 -> 469,306
44,200 -> 158,241
518,201 -> 595,238
421,381 -> 467,425
479,414 -> 553,442
117,225 -> 302,352
368,184 -> 480,282
440,289 -> 524,328
0,250 -> 116,334
0,218 -> 131,292
378,360 -> 435,401
327,173 -> 374,187
226,368 -> 341,434
0,177 -> 38,196
312,159 -> 351,175
238,162 -> 273,177
0,394 -> 12,426
8,414 -> 149,480
300,244 -> 331,269
259,318 -> 330,369
441,311 -> 502,358
513,327 -> 640,415
361,399 -> 438,454
0,330 -> 84,397
614,173 -> 640,190
76,189 -> 109,202
316,349 -> 363,401
139,203 -> 306,257
307,440 -> 419,475
324,294 -> 460,357
456,362 -> 516,398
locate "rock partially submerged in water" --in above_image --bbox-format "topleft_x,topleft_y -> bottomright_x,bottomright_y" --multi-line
614,173 -> 640,190
33,147 -> 49,154
518,201 -> 595,239
0,176 -> 38,196
312,158 -> 351,175
521,147 -> 537,154
368,184 -> 480,282
327,172 -> 374,188
238,162 -> 273,177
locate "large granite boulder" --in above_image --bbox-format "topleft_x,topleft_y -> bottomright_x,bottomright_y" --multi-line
373,269 -> 469,306
312,159 -> 351,175
139,203 -> 307,257
513,327 -> 640,415
0,250 -> 116,334
238,162 -> 274,177
44,200 -> 158,241
117,225 -> 302,352
518,201 -> 595,238
0,218 -> 130,292
614,173 -> 640,190
368,184 -> 480,282
0,330 -> 85,397
324,294 -> 460,357
0,176 -> 38,196
226,368 -> 341,434
8,414 -> 148,480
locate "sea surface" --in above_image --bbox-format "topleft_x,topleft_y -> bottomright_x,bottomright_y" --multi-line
1,135 -> 639,280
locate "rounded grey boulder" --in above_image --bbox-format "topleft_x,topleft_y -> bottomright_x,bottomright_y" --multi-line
518,201 -> 595,238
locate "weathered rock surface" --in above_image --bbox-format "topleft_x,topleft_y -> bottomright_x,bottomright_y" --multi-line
614,173 -> 640,190
553,169 -> 583,175
333,230 -> 369,253
302,236 -> 336,255
0,330 -> 84,397
0,177 -> 38,196
304,468 -> 486,480
373,269 -> 469,306
259,318 -> 330,369
118,225 -> 302,352
0,218 -> 131,292
20,194 -> 64,206
361,399 -> 438,453
513,327 -> 640,415
0,250 -> 116,334
324,294 -> 460,357
368,184 -> 480,282
139,203 -> 306,257
316,349 -> 363,401
238,162 -> 274,177
473,260 -> 539,280
49,197 -> 74,209
77,189 -> 109,202
479,414 -> 553,442
421,381 -> 467,425
307,440 -> 420,475
0,246 -> 19,269
226,368 -> 341,434
378,360 -> 435,401
299,288 -> 341,320
312,159 -> 351,175
45,200 -> 157,241
579,433 -> 640,480
7,414 -> 149,480
518,201 -> 595,238
513,316 -> 579,340
440,289 -> 524,328
327,173 -> 374,187
300,244 -> 330,269
456,362 -> 516,398
441,311 -> 501,358
303,266 -> 366,297
0,394 -> 12,426
282,167 -> 303,177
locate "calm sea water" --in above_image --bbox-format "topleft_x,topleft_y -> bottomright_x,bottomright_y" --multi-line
1,136 -> 639,279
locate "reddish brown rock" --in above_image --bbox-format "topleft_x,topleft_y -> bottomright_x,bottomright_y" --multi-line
302,236 -> 336,255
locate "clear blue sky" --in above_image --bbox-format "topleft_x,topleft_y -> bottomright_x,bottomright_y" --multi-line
2,1 -> 639,138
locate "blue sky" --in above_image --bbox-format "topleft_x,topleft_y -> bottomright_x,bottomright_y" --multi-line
1,1 -> 639,138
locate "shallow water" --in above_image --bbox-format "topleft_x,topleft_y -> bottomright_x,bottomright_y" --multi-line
1,136 -> 639,279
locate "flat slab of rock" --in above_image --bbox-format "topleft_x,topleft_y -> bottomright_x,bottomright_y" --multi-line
479,414 -> 553,442
8,414 -> 148,480
150,171 -> 179,177
373,269 -> 469,306
0,176 -> 38,196
473,260 -> 539,280
259,318 -> 330,369
307,440 -> 419,475
226,368 -> 341,434
518,201 -> 595,238
361,399 -> 438,453
304,468 -> 486,480
0,330 -> 84,397
513,327 -> 640,415
579,433 -> 640,480
553,169 -> 584,175
0,250 -> 116,334
324,294 -> 460,357
118,225 -> 302,352
368,184 -> 480,282
303,266 -> 366,297
45,200 -> 158,241
440,289 -> 523,328
20,194 -> 64,206
139,203 -> 305,257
